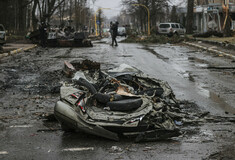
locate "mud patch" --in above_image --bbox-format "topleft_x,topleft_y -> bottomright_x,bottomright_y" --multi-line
204,145 -> 235,160
35,70 -> 66,94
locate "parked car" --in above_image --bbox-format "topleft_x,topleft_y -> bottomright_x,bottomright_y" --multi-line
118,27 -> 127,37
157,23 -> 186,37
0,24 -> 6,45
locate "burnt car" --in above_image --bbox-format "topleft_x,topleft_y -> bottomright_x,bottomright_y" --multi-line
0,24 -> 6,45
47,28 -> 92,47
54,64 -> 181,142
25,30 -> 41,44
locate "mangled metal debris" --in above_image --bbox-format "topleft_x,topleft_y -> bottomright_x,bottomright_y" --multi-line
54,61 -> 191,142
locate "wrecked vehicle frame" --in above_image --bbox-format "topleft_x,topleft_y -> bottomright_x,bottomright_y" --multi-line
54,63 -> 184,142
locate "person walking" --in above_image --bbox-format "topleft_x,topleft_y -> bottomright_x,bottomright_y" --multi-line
39,21 -> 47,48
111,21 -> 119,46
109,21 -> 113,37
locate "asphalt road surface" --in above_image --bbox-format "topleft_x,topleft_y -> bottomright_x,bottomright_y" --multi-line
0,37 -> 234,160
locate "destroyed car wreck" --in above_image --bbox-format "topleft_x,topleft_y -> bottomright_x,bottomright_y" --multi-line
55,62 -> 189,142
47,31 -> 93,47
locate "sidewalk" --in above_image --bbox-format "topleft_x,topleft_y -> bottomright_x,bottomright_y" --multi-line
184,37 -> 235,60
0,43 -> 37,59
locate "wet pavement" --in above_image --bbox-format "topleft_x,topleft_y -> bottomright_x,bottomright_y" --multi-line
0,37 -> 234,159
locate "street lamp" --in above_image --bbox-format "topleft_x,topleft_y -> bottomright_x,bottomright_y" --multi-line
222,0 -> 229,30
94,8 -> 110,36
132,4 -> 150,36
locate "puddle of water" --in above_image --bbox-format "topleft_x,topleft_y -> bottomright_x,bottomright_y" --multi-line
9,125 -> 33,128
62,147 -> 94,152
197,84 -> 235,114
0,151 -> 8,155
194,63 -> 209,68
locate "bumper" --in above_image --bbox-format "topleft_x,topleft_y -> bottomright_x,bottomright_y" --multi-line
54,101 -> 119,141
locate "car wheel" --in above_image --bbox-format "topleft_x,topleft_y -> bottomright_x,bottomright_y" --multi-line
167,33 -> 173,37
174,32 -> 179,37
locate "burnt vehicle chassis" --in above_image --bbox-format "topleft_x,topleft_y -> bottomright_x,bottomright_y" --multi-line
55,65 -> 182,142
47,32 -> 93,47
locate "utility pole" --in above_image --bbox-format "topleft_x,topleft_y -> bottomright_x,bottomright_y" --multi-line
94,8 -> 110,36
132,4 -> 150,36
222,0 -> 231,36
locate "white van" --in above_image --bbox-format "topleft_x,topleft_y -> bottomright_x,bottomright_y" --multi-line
158,23 -> 186,36
118,27 -> 127,37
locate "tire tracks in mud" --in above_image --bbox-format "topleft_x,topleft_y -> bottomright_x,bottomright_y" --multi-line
140,45 -> 169,62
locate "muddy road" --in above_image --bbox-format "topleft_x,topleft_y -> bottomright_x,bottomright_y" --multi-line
0,37 -> 234,160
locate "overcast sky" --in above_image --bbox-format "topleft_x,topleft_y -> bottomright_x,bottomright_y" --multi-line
93,0 -> 185,19
93,0 -> 122,19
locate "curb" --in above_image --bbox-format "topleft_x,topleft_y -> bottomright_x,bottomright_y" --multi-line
0,45 -> 37,59
183,42 -> 235,60
195,38 -> 235,51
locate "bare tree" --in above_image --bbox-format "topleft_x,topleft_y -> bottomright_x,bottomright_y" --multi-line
170,6 -> 178,23
122,0 -> 169,34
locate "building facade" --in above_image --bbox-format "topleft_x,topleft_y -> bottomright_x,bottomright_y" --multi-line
194,0 -> 235,33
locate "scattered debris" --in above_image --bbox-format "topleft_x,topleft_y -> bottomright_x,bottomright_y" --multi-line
110,146 -> 123,153
0,151 -> 8,155
63,61 -> 76,78
37,128 -> 61,132
143,147 -> 154,151
9,125 -> 33,128
62,147 -> 94,152
71,59 -> 100,71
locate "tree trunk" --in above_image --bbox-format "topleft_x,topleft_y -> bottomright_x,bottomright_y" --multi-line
32,0 -> 38,31
186,0 -> 194,34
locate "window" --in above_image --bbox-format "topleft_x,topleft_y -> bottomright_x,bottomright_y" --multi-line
159,24 -> 170,28
171,24 -> 176,28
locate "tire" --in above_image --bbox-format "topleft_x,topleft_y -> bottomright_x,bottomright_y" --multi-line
174,32 -> 179,37
107,98 -> 143,111
167,33 -> 173,37
94,93 -> 124,104
75,78 -> 97,94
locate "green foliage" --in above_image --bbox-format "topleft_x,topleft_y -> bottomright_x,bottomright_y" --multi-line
121,34 -> 184,44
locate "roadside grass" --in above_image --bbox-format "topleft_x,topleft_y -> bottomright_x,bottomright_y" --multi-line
6,35 -> 25,43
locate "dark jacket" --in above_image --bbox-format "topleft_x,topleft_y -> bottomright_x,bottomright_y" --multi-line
112,24 -> 118,37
